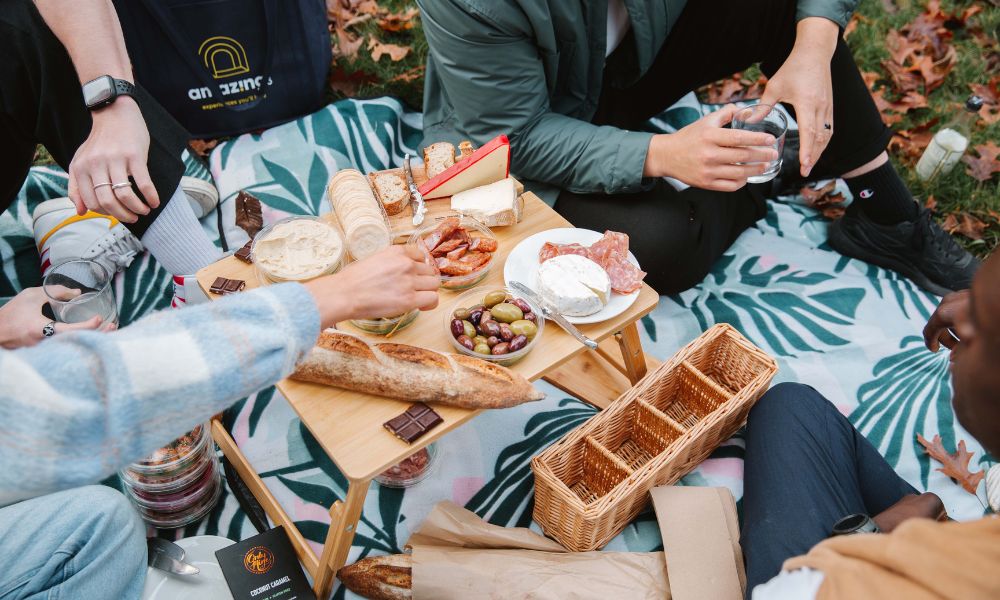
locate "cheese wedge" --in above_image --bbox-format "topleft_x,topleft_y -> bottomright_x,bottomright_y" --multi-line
536,254 -> 611,317
450,177 -> 520,227
418,135 -> 510,200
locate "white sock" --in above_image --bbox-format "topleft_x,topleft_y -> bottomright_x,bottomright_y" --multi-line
140,185 -> 222,276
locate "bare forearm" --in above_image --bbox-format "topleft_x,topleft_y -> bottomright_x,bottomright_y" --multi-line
33,0 -> 132,84
793,17 -> 839,61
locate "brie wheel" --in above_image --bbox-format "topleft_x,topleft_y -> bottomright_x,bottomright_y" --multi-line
536,254 -> 611,317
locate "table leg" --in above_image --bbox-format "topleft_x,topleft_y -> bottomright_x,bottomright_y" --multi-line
616,322 -> 647,384
313,479 -> 369,599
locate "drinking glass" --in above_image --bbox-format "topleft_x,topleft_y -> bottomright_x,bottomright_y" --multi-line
731,104 -> 788,184
43,260 -> 118,326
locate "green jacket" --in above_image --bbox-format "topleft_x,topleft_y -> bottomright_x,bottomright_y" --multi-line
416,0 -> 856,203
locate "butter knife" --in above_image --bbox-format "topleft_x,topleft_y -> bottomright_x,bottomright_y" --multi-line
147,538 -> 200,576
510,281 -> 598,350
403,155 -> 427,226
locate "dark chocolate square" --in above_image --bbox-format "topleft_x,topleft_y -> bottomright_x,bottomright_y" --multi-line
383,402 -> 443,444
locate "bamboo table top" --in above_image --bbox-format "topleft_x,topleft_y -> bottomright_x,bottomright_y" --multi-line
197,176 -> 659,482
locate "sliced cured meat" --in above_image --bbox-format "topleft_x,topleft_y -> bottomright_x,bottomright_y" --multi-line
422,217 -> 461,251
537,230 -> 645,293
469,237 -> 498,252
588,231 -> 629,268
445,244 -> 468,260
458,251 -> 491,270
538,242 -> 590,263
605,254 -> 646,294
431,237 -> 466,257
436,257 -> 476,276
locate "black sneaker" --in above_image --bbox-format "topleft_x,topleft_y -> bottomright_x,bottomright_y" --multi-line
828,206 -> 980,296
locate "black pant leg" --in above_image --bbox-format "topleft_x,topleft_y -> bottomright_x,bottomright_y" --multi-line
555,180 -> 766,294
740,383 -> 917,593
0,0 -> 189,237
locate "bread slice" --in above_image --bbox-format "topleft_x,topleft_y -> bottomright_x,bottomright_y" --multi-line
423,142 -> 456,179
458,140 -> 475,160
337,554 -> 412,600
368,170 -> 410,216
291,330 -> 545,409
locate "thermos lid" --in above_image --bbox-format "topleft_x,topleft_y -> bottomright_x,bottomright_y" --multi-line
966,95 -> 985,112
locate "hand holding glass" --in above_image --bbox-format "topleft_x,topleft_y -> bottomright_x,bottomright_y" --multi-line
731,104 -> 788,184
43,259 -> 118,327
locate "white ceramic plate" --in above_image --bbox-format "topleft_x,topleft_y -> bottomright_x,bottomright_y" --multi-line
142,535 -> 235,600
503,228 -> 641,324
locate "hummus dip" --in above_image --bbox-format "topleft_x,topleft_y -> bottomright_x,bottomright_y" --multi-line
253,219 -> 345,281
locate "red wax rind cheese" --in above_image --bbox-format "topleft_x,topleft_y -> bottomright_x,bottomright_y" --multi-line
418,135 -> 510,200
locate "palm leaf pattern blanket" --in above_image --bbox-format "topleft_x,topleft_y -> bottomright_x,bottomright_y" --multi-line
1,95 -> 993,598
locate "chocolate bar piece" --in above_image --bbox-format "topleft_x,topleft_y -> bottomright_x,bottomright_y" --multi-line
234,241 -> 253,263
383,402 -> 443,444
210,276 -> 246,295
234,191 -> 264,239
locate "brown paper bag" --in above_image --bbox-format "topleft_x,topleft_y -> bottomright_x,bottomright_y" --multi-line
408,502 -> 670,599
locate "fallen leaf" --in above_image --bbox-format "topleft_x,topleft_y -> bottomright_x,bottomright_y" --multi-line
367,37 -> 410,62
328,65 -> 377,97
917,433 -> 986,495
189,139 -> 219,158
334,26 -> 364,60
378,8 -> 419,33
925,195 -> 937,211
943,212 -> 988,240
389,65 -> 425,84
962,142 -> 1000,182
970,76 -> 1000,125
889,117 -> 939,164
799,181 -> 846,219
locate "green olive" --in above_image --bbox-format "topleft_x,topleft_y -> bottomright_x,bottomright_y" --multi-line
489,302 -> 524,324
483,290 -> 508,308
453,307 -> 472,321
462,320 -> 477,339
473,343 -> 491,355
510,320 -> 538,340
473,335 -> 488,347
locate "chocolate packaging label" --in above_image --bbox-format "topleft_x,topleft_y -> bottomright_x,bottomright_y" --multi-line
215,526 -> 315,600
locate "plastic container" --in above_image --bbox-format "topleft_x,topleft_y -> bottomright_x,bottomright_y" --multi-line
374,444 -> 438,488
445,286 -> 544,367
409,215 -> 496,291
120,425 -> 222,529
251,216 -> 346,284
349,309 -> 420,336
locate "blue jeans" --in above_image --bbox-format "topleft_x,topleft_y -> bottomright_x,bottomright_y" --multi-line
0,486 -> 147,600
740,383 -> 918,595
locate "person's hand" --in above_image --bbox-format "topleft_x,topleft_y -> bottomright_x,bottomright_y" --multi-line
67,97 -> 159,224
923,290 -> 970,352
646,105 -> 779,191
304,245 -> 440,328
872,493 -> 947,533
760,17 -> 839,178
0,287 -> 108,349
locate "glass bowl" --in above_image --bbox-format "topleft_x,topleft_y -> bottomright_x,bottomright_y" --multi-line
374,443 -> 438,488
444,285 -> 544,367
408,215 -> 496,291
349,309 -> 420,336
251,216 -> 345,284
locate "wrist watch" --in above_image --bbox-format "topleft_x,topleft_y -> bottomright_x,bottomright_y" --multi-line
831,513 -> 880,536
82,75 -> 135,110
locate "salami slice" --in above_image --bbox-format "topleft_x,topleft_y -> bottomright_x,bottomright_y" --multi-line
537,230 -> 645,293
538,242 -> 590,263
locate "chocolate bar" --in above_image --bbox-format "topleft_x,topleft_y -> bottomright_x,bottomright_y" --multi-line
234,191 -> 264,239
383,402 -> 443,444
210,277 -> 246,295
234,241 -> 254,263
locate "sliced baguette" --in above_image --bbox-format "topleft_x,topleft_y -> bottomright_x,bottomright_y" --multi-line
423,142 -> 456,179
291,331 -> 544,409
337,554 -> 412,600
368,171 -> 410,216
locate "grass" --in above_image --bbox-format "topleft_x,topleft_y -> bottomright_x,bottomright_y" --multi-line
33,0 -> 998,255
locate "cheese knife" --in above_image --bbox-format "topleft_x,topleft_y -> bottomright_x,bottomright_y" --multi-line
147,537 -> 200,576
510,281 -> 598,350
403,155 -> 427,226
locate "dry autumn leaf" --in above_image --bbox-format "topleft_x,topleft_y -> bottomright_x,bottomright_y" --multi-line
700,72 -> 769,104
799,181 -> 847,219
942,212 -> 988,240
889,117 -> 939,164
188,139 -> 219,158
924,194 -> 937,212
962,142 -> 1000,182
367,37 -> 410,62
916,433 -> 986,495
378,8 -> 419,33
970,77 -> 1000,125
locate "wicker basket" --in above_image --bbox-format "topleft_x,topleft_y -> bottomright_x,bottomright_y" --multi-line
531,323 -> 778,551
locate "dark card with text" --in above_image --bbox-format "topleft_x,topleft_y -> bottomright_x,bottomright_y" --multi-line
215,526 -> 315,600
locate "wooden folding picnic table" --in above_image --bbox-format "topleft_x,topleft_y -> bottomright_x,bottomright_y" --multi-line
196,175 -> 659,599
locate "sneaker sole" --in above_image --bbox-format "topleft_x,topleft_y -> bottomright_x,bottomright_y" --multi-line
828,219 -> 953,297
181,176 -> 220,218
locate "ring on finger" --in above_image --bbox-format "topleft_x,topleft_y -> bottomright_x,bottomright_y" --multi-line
111,182 -> 132,191
823,122 -> 832,130
93,182 -> 113,190
42,320 -> 56,337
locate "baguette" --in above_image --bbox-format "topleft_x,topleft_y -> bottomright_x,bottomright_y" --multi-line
369,171 -> 410,216
337,554 -> 412,600
423,142 -> 456,179
291,331 -> 545,409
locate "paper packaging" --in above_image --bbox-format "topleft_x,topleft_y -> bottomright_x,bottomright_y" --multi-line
650,486 -> 747,600
407,502 -> 669,599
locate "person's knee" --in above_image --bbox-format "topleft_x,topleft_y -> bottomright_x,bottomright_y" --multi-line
748,382 -> 833,434
72,485 -> 145,549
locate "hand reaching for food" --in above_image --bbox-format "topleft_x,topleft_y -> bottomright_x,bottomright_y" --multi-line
304,245 -> 440,328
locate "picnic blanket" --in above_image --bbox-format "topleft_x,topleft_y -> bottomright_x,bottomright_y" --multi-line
1,94 -> 992,599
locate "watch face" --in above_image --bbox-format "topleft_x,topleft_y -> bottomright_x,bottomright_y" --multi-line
83,76 -> 114,106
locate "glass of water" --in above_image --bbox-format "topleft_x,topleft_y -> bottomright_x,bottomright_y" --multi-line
732,104 -> 788,184
43,259 -> 118,327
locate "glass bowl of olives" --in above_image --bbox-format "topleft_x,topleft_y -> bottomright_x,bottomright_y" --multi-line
445,286 -> 544,366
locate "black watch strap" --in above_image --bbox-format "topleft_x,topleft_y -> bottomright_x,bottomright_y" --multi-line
114,78 -> 136,98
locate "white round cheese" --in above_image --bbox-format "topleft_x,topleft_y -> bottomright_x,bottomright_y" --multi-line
536,254 -> 611,317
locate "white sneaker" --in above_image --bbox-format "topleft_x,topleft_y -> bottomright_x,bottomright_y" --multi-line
32,198 -> 144,275
170,274 -> 208,308
182,176 -> 220,219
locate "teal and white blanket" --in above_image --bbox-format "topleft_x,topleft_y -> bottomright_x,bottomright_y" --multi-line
1,95 -> 992,599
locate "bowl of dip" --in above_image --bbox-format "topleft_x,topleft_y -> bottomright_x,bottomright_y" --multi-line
251,216 -> 346,284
